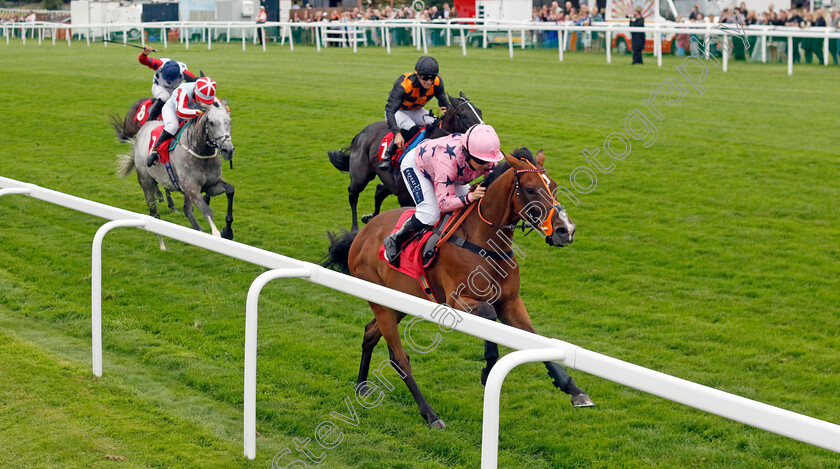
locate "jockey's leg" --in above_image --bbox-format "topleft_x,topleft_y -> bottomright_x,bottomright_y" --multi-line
148,85 -> 171,122
147,106 -> 178,167
146,98 -> 165,121
384,149 -> 437,266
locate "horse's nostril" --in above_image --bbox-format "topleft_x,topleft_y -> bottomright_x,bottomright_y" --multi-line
557,227 -> 568,235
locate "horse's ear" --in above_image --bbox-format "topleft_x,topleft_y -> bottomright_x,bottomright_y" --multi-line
459,91 -> 468,100
536,150 -> 545,168
200,70 -> 205,78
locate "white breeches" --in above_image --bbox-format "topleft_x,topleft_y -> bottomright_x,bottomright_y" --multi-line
160,100 -> 180,134
400,148 -> 469,226
151,84 -> 173,101
392,108 -> 435,131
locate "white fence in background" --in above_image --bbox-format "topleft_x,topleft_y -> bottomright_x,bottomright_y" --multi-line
4,18 -> 840,76
2,175 -> 840,467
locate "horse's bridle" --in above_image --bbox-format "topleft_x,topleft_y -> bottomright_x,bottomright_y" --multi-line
181,111 -> 231,159
477,164 -> 566,237
439,98 -> 484,136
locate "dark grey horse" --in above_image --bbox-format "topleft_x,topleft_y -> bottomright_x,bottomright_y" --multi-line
328,93 -> 483,230
117,103 -> 235,249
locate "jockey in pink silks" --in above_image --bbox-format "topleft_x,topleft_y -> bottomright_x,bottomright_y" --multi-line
383,124 -> 505,267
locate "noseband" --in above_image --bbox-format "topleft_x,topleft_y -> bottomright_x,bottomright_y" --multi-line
477,166 -> 566,236
181,111 -> 230,159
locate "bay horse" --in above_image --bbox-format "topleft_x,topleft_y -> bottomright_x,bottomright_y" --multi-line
324,148 -> 593,428
328,93 -> 483,231
116,102 -> 236,249
111,96 -> 155,143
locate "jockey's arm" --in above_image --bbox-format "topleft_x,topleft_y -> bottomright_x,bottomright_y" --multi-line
174,88 -> 200,120
434,179 -> 472,212
434,76 -> 451,110
385,76 -> 407,134
138,53 -> 163,71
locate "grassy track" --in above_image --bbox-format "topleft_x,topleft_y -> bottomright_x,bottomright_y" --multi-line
1,40 -> 839,468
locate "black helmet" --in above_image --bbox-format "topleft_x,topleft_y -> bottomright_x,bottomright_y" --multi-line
415,56 -> 439,76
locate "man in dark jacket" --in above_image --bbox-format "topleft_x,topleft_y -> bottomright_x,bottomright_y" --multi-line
378,56 -> 451,171
631,6 -> 645,64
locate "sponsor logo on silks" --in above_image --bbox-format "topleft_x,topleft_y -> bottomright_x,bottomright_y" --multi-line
403,168 -> 424,204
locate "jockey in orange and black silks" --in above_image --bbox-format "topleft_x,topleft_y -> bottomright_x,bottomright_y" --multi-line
380,56 -> 452,170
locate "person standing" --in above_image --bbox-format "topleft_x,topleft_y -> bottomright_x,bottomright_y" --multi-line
256,5 -> 268,45
630,6 -> 645,65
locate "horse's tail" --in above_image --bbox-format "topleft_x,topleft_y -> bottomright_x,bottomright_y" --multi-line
110,114 -> 131,143
327,147 -> 351,172
322,229 -> 359,274
116,150 -> 136,178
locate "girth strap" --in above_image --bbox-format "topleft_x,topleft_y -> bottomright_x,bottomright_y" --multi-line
447,235 -> 514,260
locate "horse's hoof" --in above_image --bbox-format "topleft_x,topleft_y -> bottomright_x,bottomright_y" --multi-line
221,228 -> 233,240
480,369 -> 489,386
571,393 -> 594,407
361,214 -> 376,224
428,419 -> 446,430
356,383 -> 370,396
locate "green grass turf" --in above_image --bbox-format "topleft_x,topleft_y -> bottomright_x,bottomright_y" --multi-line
1,40 -> 839,468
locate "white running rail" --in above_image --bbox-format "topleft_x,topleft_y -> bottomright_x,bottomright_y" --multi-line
2,175 -> 840,466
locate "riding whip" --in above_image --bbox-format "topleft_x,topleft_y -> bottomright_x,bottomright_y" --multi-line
102,39 -> 157,52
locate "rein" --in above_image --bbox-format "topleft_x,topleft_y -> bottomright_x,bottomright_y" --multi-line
477,163 -> 565,236
437,98 -> 483,136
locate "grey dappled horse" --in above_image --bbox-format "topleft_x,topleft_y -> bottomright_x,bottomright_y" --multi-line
117,103 -> 235,250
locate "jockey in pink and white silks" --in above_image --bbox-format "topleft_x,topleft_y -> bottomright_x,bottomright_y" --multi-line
138,45 -> 196,122
146,77 -> 220,167
383,124 -> 505,267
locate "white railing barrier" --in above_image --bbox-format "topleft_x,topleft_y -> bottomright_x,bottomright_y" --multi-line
481,347 -> 566,469
2,175 -> 840,465
92,219 -> 146,377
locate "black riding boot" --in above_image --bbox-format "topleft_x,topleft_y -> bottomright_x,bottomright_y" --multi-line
378,142 -> 399,171
383,215 -> 428,268
147,98 -> 165,121
146,130 -> 173,167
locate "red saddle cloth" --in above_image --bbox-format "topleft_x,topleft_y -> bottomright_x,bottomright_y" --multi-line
148,124 -> 173,165
378,132 -> 400,162
134,99 -> 155,126
378,209 -> 435,281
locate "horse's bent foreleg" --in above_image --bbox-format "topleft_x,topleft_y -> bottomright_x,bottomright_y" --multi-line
450,297 -> 500,385
205,180 -> 234,240
181,189 -> 205,232
370,302 -> 443,428
499,296 -> 593,407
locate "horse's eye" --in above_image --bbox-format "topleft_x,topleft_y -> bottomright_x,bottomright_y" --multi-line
209,122 -> 215,126
525,187 -> 536,195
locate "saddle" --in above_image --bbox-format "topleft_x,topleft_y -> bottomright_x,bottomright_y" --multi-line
378,203 -> 516,301
378,124 -> 434,169
147,120 -> 191,165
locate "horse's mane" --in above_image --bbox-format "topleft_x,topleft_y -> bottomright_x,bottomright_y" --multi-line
484,147 -> 535,187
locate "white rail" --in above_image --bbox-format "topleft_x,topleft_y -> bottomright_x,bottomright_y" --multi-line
4,20 -> 839,75
2,175 -> 840,466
